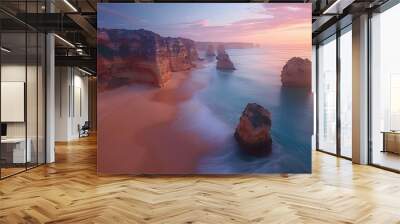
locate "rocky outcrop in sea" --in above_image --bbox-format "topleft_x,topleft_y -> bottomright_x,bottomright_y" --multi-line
216,45 -> 235,70
234,103 -> 272,156
97,28 -> 199,88
281,57 -> 311,90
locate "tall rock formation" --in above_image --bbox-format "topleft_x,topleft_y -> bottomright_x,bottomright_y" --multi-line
97,29 -> 199,89
281,57 -> 311,90
216,45 -> 235,70
205,44 -> 216,57
234,103 -> 272,156
166,37 -> 199,71
217,44 -> 226,55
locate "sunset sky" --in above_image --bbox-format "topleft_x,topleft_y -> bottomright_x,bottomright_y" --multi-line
98,3 -> 311,48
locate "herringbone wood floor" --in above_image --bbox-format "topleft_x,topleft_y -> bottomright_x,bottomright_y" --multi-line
1,134 -> 400,224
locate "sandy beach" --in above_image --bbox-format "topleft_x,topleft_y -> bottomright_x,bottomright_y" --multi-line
98,70 -> 218,174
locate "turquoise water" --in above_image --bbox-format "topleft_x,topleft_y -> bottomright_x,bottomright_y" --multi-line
179,48 -> 313,173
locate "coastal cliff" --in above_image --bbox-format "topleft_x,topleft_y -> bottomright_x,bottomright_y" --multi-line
98,29 -> 199,88
281,57 -> 311,90
167,37 -> 199,71
216,45 -> 236,70
197,41 -> 256,50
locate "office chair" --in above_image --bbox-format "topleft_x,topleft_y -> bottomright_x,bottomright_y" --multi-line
79,121 -> 90,138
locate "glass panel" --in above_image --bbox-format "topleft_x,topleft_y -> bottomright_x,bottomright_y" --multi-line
0,1 -> 46,178
26,0 -> 39,169
38,32 -> 45,165
1,31 -> 27,177
371,4 -> 400,171
390,75 -> 400,130
340,27 -> 352,158
317,35 -> 337,154
27,30 -> 38,169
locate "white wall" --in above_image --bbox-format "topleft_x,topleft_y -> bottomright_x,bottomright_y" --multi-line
55,67 -> 89,141
1,64 -> 25,81
1,82 -> 25,122
55,67 -> 70,141
1,65 -> 38,137
1,65 -> 26,135
72,73 -> 89,138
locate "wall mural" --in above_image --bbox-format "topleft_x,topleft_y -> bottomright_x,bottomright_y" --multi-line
97,3 -> 313,174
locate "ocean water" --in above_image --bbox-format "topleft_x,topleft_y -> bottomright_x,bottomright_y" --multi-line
178,48 -> 313,174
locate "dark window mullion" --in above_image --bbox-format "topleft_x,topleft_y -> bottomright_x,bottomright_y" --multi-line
25,0 -> 28,171
316,45 -> 320,151
36,0 -> 39,167
367,11 -> 373,165
336,28 -> 341,157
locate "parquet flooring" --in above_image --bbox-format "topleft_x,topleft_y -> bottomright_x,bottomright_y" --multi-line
1,134 -> 400,223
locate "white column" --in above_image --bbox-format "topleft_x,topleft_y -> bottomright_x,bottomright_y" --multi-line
46,33 -> 55,163
352,14 -> 369,164
55,67 -> 73,141
45,0 -> 56,163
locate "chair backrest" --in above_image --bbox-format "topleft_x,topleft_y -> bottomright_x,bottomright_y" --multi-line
82,121 -> 90,129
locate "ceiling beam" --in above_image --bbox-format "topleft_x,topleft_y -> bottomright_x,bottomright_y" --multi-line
11,13 -> 83,32
67,13 -> 96,45
322,0 -> 356,14
55,55 -> 96,71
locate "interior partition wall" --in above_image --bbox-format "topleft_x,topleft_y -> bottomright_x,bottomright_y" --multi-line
0,1 -> 46,179
316,25 -> 353,159
370,2 -> 400,172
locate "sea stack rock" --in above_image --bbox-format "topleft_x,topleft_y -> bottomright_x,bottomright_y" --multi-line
234,103 -> 272,156
205,44 -> 216,57
281,57 -> 311,90
216,45 -> 235,70
217,44 -> 226,55
97,28 -> 199,88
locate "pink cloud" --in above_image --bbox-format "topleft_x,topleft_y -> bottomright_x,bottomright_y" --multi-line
184,19 -> 209,28
171,4 -> 311,46
261,3 -> 311,22
125,3 -> 311,48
